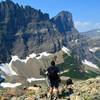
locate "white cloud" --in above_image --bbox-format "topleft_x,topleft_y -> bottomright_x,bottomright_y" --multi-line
74,21 -> 100,32
95,23 -> 100,27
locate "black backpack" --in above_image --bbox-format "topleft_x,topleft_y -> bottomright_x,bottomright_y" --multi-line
66,78 -> 73,85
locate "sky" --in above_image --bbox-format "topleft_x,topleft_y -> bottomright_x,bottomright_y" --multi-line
0,0 -> 100,32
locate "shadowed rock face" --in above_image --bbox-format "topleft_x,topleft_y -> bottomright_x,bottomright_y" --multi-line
0,0 -> 94,64
51,11 -> 74,33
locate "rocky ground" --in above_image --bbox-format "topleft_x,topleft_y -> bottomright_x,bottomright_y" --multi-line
0,77 -> 100,100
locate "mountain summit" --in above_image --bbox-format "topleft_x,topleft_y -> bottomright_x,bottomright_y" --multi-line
51,11 -> 74,33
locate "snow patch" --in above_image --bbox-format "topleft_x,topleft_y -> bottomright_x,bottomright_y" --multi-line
0,63 -> 17,76
18,53 -> 37,63
0,52 -> 51,76
0,75 -> 6,79
27,78 -> 46,83
82,60 -> 99,69
85,70 -> 89,73
0,55 -> 21,76
0,82 -> 22,88
89,47 -> 100,53
36,52 -> 51,59
62,46 -> 71,56
71,39 -> 78,43
29,53 -> 37,58
75,39 -> 78,44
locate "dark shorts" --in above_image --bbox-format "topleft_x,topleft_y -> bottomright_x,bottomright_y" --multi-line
49,80 -> 59,88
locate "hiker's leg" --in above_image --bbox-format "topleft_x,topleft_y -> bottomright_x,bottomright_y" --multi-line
53,87 -> 59,94
53,87 -> 59,99
47,87 -> 53,99
54,81 -> 59,98
49,87 -> 53,94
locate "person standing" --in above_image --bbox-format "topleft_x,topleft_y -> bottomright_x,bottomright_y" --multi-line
47,60 -> 60,99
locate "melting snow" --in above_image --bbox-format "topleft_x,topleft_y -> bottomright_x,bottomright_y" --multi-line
0,63 -> 17,76
82,60 -> 99,69
36,52 -> 51,59
11,52 -> 50,62
0,56 -> 19,76
89,47 -> 100,53
62,46 -> 71,56
75,39 -> 78,44
21,57 -> 30,63
0,82 -> 22,88
0,75 -> 6,79
29,53 -> 37,58
85,70 -> 89,73
27,78 -> 46,83
0,52 -> 51,76
71,39 -> 78,43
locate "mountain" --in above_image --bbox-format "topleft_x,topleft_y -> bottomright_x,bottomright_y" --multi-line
82,29 -> 100,39
82,29 -> 100,48
82,29 -> 100,66
0,0 -> 100,82
0,0 -> 94,64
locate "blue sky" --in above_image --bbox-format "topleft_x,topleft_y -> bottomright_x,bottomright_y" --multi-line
0,0 -> 100,32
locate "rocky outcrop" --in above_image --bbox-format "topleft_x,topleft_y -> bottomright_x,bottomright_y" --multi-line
51,11 -> 74,33
0,0 -> 62,63
51,11 -> 94,62
0,77 -> 100,100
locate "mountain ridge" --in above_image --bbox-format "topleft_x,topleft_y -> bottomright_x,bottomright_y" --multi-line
0,0 -> 98,69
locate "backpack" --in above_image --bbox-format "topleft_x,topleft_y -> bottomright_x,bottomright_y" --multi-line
66,78 -> 73,85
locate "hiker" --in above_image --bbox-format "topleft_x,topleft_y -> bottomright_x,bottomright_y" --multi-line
46,60 -> 61,99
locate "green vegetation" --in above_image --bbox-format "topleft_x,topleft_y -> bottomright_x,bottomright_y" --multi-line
58,53 -> 99,80
58,53 -> 80,71
62,70 -> 99,80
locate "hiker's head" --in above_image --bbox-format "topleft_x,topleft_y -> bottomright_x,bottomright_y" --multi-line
51,60 -> 55,66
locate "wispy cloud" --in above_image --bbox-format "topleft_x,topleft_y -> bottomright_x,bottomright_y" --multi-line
74,21 -> 100,32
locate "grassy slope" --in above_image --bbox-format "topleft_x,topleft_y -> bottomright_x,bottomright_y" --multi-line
58,53 -> 99,80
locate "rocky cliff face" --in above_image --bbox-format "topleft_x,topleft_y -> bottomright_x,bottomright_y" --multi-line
0,0 -> 94,64
0,0 -> 62,63
51,11 -> 94,62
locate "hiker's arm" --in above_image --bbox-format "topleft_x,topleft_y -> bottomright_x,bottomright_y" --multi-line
45,71 -> 48,75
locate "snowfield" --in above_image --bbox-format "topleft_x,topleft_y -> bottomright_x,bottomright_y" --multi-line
82,59 -> 99,69
11,52 -> 51,63
62,46 -> 71,56
0,47 -> 68,76
89,47 -> 100,53
0,46 -> 71,77
0,52 -> 51,76
0,75 -> 6,79
27,78 -> 46,83
0,63 -> 17,76
36,52 -> 51,59
0,82 -> 22,88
